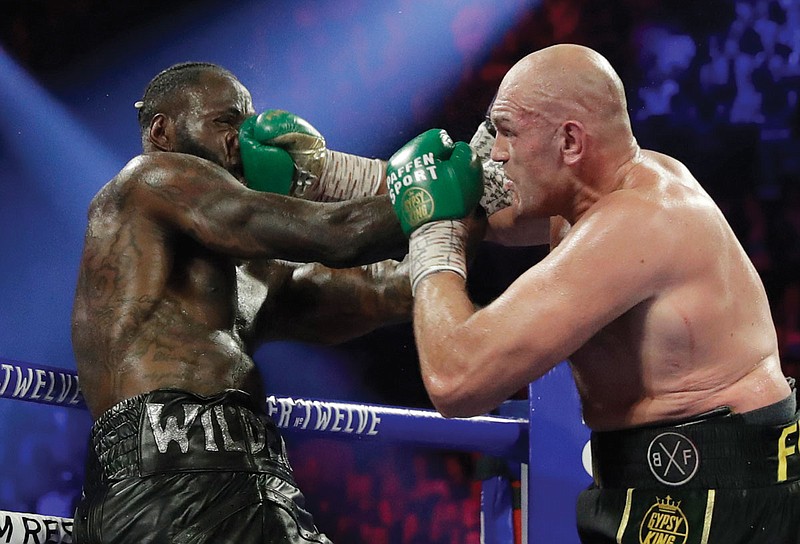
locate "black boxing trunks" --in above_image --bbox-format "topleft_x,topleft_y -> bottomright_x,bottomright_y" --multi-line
577,385 -> 800,544
73,388 -> 333,544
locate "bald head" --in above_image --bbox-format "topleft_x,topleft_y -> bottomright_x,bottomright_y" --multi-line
495,44 -> 631,135
489,45 -> 640,216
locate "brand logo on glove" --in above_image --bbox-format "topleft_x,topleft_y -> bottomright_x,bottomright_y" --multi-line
646,432 -> 699,486
386,152 -> 439,206
402,187 -> 434,227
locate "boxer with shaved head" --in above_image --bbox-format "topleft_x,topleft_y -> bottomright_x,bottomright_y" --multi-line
389,45 -> 800,543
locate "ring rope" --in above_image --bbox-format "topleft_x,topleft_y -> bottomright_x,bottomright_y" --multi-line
0,357 -> 528,461
0,357 -> 529,543
268,395 -> 528,461
0,358 -> 84,409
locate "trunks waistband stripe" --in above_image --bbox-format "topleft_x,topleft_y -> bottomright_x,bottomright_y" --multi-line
88,389 -> 294,482
591,409 -> 800,489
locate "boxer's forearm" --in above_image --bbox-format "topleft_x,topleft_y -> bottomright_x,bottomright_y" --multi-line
247,260 -> 411,345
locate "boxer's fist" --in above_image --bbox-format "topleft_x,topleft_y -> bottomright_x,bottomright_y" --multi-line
386,129 -> 482,236
239,110 -> 326,196
469,119 -> 512,215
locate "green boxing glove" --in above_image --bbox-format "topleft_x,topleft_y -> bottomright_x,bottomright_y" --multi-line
239,110 -> 322,196
385,129 -> 483,294
386,128 -> 482,235
239,110 -> 384,200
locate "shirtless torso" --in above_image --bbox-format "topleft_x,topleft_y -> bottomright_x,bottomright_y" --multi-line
413,44 -> 789,429
561,150 -> 788,430
72,151 -> 407,419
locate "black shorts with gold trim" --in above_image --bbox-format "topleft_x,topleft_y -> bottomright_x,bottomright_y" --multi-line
578,389 -> 800,544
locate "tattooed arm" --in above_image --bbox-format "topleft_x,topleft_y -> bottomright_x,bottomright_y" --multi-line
238,258 -> 412,348
133,152 -> 406,266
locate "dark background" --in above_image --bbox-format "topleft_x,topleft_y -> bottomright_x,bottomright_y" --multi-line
1,1 -> 799,542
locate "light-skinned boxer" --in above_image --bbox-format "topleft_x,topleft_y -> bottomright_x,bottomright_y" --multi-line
390,44 -> 800,544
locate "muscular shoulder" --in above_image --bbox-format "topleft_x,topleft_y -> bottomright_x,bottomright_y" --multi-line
96,152 -> 238,218
117,152 -> 229,190
576,153 -> 722,278
601,151 -> 712,217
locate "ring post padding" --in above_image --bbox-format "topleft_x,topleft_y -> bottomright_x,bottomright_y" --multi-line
527,362 -> 593,543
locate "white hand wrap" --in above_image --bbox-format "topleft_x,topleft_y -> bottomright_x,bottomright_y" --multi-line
469,119 -> 495,163
408,220 -> 469,296
302,151 -> 384,201
469,121 -> 512,215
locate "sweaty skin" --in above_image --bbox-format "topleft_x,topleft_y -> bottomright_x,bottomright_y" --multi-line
71,69 -> 409,419
413,44 -> 789,430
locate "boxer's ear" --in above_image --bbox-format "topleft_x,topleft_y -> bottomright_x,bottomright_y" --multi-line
148,113 -> 175,152
560,120 -> 585,166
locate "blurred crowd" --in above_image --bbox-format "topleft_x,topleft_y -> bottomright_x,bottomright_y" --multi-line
288,438 -> 483,544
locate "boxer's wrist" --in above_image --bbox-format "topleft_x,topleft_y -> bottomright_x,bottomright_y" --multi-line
313,151 -> 385,201
408,220 -> 469,295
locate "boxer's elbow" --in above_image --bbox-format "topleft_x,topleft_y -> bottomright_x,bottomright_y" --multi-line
432,400 -> 477,420
430,393 -> 488,420
314,237 -> 363,266
485,209 -> 551,247
423,369 -> 486,419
